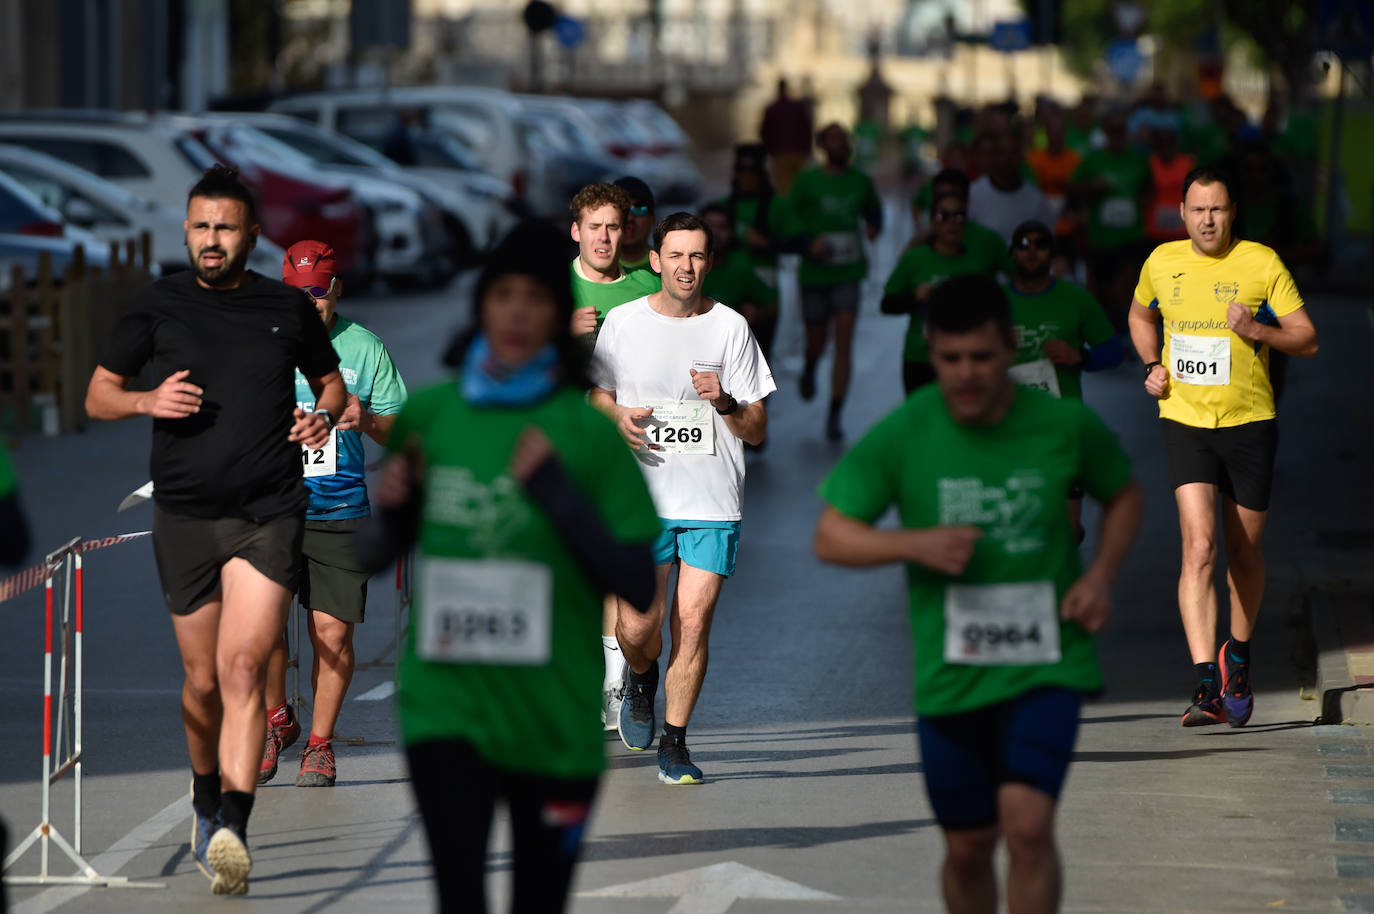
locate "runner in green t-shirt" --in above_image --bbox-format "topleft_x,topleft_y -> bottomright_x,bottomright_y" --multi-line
882,191 -> 1002,394
788,123 -> 883,441
718,143 -> 792,290
360,221 -> 660,913
700,202 -> 779,363
908,169 -> 1012,272
568,183 -> 660,338
614,175 -> 656,271
815,273 -> 1142,914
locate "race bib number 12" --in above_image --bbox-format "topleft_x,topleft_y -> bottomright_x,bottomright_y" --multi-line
301,429 -> 337,478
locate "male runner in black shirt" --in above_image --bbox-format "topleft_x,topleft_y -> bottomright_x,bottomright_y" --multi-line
85,165 -> 345,896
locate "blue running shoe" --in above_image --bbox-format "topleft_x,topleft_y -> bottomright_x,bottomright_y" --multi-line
618,661 -> 658,751
207,826 -> 252,895
657,739 -> 703,785
190,806 -> 217,881
1218,640 -> 1253,727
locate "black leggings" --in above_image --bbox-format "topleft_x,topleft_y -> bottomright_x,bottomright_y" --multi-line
407,740 -> 599,914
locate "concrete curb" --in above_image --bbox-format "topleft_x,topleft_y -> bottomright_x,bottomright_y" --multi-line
1311,590 -> 1374,725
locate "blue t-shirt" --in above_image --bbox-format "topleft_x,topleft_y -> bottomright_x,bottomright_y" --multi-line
294,316 -> 407,520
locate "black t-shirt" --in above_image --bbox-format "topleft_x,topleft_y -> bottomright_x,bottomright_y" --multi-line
101,270 -> 340,521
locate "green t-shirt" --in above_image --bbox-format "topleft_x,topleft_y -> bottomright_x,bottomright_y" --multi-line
619,252 -> 652,272
883,243 -> 1002,362
724,195 -> 791,271
0,446 -> 15,500
818,385 -> 1133,717
569,259 -> 659,322
1003,279 -> 1117,400
1072,148 -> 1150,249
788,166 -> 881,289
391,383 -> 661,778
703,245 -> 779,313
965,220 -> 1013,274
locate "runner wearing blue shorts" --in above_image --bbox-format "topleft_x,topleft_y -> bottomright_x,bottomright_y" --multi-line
591,212 -> 775,785
814,274 -> 1142,913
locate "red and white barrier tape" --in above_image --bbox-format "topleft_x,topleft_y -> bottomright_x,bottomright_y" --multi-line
0,531 -> 151,605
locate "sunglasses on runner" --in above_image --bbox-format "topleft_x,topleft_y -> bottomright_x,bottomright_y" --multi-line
629,204 -> 652,217
303,278 -> 337,299
933,209 -> 966,223
1015,235 -> 1052,251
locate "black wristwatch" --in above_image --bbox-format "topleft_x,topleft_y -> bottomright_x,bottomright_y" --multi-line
313,408 -> 336,430
1143,361 -> 1161,378
715,395 -> 739,416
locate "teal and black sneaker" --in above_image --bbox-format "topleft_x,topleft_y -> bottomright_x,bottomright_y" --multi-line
190,806 -> 217,882
657,738 -> 703,785
618,660 -> 658,751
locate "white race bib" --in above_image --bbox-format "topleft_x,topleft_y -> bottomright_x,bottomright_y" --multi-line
821,231 -> 863,266
1100,197 -> 1137,228
1008,359 -> 1062,398
1153,204 -> 1184,232
944,581 -> 1060,666
640,399 -> 715,454
417,558 -> 552,665
301,429 -> 338,478
1170,333 -> 1231,386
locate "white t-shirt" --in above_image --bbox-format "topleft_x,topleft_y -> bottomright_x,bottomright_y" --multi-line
968,176 -> 1054,243
591,296 -> 776,521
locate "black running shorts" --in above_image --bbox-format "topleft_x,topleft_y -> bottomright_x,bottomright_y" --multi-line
298,518 -> 369,624
1160,418 -> 1278,511
152,506 -> 304,615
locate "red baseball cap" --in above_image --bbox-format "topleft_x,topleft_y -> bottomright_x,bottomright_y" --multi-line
282,240 -> 337,291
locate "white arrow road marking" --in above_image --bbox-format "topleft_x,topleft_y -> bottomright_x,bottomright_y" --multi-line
355,681 -> 396,701
581,861 -> 840,914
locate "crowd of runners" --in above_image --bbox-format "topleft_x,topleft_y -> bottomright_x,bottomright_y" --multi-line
0,83 -> 1322,914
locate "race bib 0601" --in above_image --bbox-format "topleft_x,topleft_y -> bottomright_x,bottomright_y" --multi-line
640,399 -> 715,454
301,429 -> 338,478
1008,359 -> 1062,398
821,231 -> 863,266
417,558 -> 552,665
943,581 -> 1060,666
1170,333 -> 1230,386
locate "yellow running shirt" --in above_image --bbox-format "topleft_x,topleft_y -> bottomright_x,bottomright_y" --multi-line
1134,239 -> 1304,429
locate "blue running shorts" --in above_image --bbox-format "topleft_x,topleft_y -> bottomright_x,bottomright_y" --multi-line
650,519 -> 741,577
916,687 -> 1082,831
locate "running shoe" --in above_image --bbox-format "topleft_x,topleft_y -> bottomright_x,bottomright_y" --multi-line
206,825 -> 252,895
618,661 -> 658,751
601,683 -> 624,732
657,739 -> 703,785
1218,640 -> 1254,727
296,741 -> 336,787
190,805 -> 217,881
1180,684 -> 1227,727
799,365 -> 817,402
258,706 -> 301,784
825,411 -> 844,442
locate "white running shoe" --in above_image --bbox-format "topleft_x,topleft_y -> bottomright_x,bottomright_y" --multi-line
601,683 -> 624,731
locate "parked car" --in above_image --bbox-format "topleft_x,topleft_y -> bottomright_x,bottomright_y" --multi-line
567,98 -> 702,205
189,117 -> 453,287
0,112 -> 371,280
617,99 -> 703,204
219,111 -> 516,260
0,143 -> 285,277
0,232 -> 113,293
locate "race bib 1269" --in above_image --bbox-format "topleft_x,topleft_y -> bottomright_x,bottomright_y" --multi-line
640,399 -> 715,454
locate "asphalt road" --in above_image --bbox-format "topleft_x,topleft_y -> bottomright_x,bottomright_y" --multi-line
3,213 -> 1373,913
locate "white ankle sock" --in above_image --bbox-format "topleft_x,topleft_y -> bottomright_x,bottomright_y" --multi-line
602,636 -> 626,690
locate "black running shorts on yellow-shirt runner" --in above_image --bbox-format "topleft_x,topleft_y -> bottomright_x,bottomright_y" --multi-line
152,506 -> 304,615
298,517 -> 370,624
1160,418 -> 1278,512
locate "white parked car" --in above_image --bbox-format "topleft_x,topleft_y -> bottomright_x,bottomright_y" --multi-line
0,143 -> 285,277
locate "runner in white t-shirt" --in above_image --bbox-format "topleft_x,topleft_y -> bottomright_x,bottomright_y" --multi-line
591,211 -> 776,785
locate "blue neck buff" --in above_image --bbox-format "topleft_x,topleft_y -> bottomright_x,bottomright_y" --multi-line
460,333 -> 560,407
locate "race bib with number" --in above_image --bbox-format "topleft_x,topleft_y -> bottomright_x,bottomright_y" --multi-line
1153,204 -> 1184,232
417,558 -> 552,665
821,231 -> 863,266
1008,359 -> 1062,398
1169,333 -> 1231,386
943,581 -> 1061,666
301,429 -> 337,478
1100,197 -> 1137,228
640,399 -> 715,454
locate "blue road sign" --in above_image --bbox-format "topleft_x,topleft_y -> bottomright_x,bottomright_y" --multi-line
990,20 -> 1031,53
553,15 -> 586,48
1107,37 -> 1144,83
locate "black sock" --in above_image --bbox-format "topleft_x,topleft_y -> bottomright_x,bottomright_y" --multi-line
828,399 -> 843,418
219,790 -> 255,838
802,357 -> 818,377
660,723 -> 687,749
191,769 -> 221,819
1225,638 -> 1250,666
628,661 -> 658,691
1194,662 -> 1219,697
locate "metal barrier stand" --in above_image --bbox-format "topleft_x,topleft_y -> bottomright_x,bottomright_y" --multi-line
3,537 -> 162,889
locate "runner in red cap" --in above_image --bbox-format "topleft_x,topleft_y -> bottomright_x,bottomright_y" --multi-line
260,240 -> 408,789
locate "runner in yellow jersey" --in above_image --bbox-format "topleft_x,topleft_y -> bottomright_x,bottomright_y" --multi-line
1127,165 -> 1318,729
